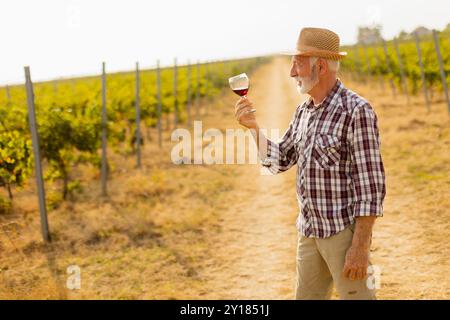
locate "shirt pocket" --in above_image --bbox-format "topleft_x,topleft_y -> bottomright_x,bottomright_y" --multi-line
312,134 -> 341,169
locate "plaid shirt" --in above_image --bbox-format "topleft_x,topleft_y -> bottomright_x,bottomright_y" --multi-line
261,79 -> 386,238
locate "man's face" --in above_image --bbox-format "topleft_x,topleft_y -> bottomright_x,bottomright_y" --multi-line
290,56 -> 311,78
290,55 -> 319,94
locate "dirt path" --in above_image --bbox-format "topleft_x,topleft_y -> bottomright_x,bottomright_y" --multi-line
201,57 -> 303,299
2,57 -> 447,300
199,57 -> 449,299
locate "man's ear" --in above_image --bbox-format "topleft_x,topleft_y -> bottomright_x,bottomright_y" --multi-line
318,59 -> 327,75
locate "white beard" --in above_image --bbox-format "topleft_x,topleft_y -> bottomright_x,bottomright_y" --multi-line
295,65 -> 319,94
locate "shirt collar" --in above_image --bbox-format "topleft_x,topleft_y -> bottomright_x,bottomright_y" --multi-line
305,79 -> 344,111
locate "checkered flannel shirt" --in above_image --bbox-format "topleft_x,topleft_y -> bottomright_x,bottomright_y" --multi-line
261,79 -> 386,238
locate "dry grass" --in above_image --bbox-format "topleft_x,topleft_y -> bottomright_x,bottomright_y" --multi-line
341,76 -> 450,299
0,87 -> 243,299
1,59 -> 449,299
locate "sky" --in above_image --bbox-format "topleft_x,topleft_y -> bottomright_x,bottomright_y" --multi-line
1,0 -> 449,85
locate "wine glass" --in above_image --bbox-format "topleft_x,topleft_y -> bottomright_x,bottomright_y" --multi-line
228,73 -> 255,113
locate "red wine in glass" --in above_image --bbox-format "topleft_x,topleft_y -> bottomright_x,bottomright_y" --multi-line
229,73 -> 249,97
229,72 -> 255,113
232,86 -> 249,97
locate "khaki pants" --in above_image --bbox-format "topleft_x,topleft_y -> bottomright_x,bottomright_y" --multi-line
295,223 -> 376,300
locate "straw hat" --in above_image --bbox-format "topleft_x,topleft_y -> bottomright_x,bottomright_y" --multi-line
282,27 -> 347,60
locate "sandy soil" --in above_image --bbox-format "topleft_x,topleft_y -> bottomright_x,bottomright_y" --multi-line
195,57 -> 450,299
1,57 -> 448,299
196,57 -> 301,299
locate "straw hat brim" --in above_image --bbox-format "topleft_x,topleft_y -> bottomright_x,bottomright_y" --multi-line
280,49 -> 347,61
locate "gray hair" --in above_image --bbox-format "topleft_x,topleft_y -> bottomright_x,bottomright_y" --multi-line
309,57 -> 340,73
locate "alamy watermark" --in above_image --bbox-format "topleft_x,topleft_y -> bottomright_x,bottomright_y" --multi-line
170,120 -> 280,175
66,264 -> 81,290
366,264 -> 382,290
66,3 -> 81,30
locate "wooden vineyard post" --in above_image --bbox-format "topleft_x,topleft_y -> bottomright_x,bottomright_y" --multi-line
204,61 -> 209,116
135,62 -> 142,168
373,45 -> 385,91
24,66 -> 51,243
353,46 -> 362,82
432,29 -> 450,115
195,61 -> 200,120
165,63 -> 170,132
186,60 -> 192,128
71,79 -> 76,94
101,62 -> 108,196
363,44 -> 372,84
382,39 -> 397,98
173,57 -> 178,128
157,60 -> 162,147
414,32 -> 430,111
53,80 -> 58,95
393,37 -> 410,104
5,85 -> 11,105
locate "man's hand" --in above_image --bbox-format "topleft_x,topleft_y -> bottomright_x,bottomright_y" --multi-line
234,97 -> 257,129
342,216 -> 376,281
342,244 -> 370,281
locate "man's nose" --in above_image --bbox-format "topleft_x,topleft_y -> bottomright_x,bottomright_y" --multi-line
290,64 -> 297,78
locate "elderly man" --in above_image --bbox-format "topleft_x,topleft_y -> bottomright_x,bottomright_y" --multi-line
234,27 -> 386,300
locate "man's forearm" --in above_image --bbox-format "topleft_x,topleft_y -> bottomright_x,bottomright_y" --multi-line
352,216 -> 376,249
249,124 -> 269,161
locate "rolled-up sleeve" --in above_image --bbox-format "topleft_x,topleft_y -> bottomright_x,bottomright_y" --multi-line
260,107 -> 301,175
350,103 -> 386,217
